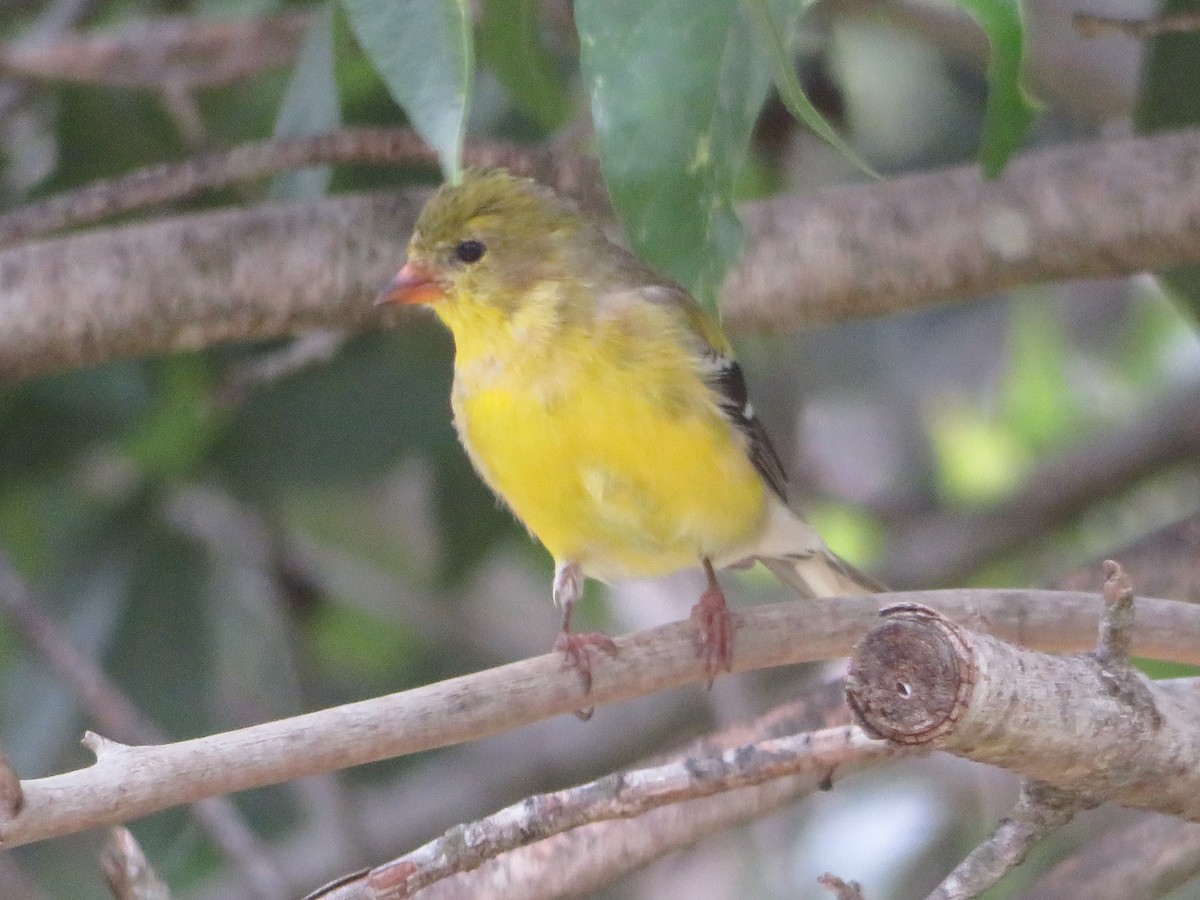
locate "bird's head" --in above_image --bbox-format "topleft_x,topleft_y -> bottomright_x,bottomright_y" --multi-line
377,169 -> 591,315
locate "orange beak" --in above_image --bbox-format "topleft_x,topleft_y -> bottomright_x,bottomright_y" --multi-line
375,261 -> 446,306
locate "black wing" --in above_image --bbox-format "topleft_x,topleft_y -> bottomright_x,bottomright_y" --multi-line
706,355 -> 788,503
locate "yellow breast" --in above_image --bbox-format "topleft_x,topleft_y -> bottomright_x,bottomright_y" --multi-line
439,291 -> 768,580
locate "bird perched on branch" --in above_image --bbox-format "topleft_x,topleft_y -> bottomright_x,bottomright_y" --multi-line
378,169 -> 879,693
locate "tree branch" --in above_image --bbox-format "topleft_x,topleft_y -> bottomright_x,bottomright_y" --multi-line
926,781 -> 1089,900
0,13 -> 311,89
309,679 -> 861,900
0,128 -> 604,249
310,725 -> 897,899
845,601 -> 1200,820
3,128 -> 1200,381
723,127 -> 1200,330
1,588 -> 1199,851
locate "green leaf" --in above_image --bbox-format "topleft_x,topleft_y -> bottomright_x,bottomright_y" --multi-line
341,0 -> 472,183
954,0 -> 1038,177
477,0 -> 572,130
1135,0 -> 1200,324
576,0 -> 785,305
272,2 -> 341,200
745,0 -> 877,179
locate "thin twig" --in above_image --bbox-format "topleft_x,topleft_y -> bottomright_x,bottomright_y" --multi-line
212,329 -> 349,407
0,13 -> 311,88
1095,559 -> 1134,665
1074,11 -> 1200,38
1022,810 -> 1200,900
101,827 -> 172,900
1054,513 -> 1200,603
0,0 -> 99,119
926,781 -> 1091,900
0,128 -> 604,247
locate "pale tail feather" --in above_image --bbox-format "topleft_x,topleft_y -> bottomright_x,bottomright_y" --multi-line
758,551 -> 885,599
729,498 -> 886,599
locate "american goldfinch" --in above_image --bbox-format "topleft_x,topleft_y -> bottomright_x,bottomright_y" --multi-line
379,169 -> 878,689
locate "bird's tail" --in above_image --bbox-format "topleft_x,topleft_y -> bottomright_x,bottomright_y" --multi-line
733,498 -> 886,598
758,550 -> 886,600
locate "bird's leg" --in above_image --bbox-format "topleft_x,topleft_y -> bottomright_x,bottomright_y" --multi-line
551,561 -> 618,710
691,557 -> 734,687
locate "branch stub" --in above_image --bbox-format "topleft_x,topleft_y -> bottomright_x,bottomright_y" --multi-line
845,604 -> 975,744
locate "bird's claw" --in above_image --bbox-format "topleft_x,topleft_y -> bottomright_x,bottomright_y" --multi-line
554,630 -> 618,718
691,586 -> 734,688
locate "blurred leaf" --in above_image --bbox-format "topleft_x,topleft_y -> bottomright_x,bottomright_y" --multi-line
745,0 -> 876,178
341,0 -> 472,183
121,356 -> 221,480
272,2 -> 341,200
1000,301 -> 1080,451
103,496 -> 213,739
806,501 -> 885,566
478,0 -> 572,130
930,402 -> 1027,504
954,0 -> 1038,177
308,600 -> 423,688
431,443 -> 513,585
0,362 -> 153,480
211,328 -> 456,493
577,0 -> 787,305
1135,0 -> 1200,324
1136,658 -> 1200,680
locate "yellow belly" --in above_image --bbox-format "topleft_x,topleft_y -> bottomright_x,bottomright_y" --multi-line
451,338 -> 768,580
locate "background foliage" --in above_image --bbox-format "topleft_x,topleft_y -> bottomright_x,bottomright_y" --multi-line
1,0 -> 1199,897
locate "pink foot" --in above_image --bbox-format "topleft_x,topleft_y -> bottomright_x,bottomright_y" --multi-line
554,630 -> 619,718
690,584 -> 733,687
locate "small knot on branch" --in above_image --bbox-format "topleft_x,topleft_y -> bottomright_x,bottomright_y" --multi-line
82,731 -> 129,760
845,603 -> 974,744
818,872 -> 865,899
1097,559 -> 1135,665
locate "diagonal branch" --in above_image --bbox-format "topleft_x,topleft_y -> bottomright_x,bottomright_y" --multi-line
926,781 -> 1090,900
310,725 -> 897,899
1,588 -> 1199,851
878,384 -> 1200,588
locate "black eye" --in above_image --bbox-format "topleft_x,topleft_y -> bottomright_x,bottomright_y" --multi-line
454,239 -> 486,264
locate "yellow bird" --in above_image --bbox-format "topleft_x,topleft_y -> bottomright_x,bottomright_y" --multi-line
379,169 -> 878,688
